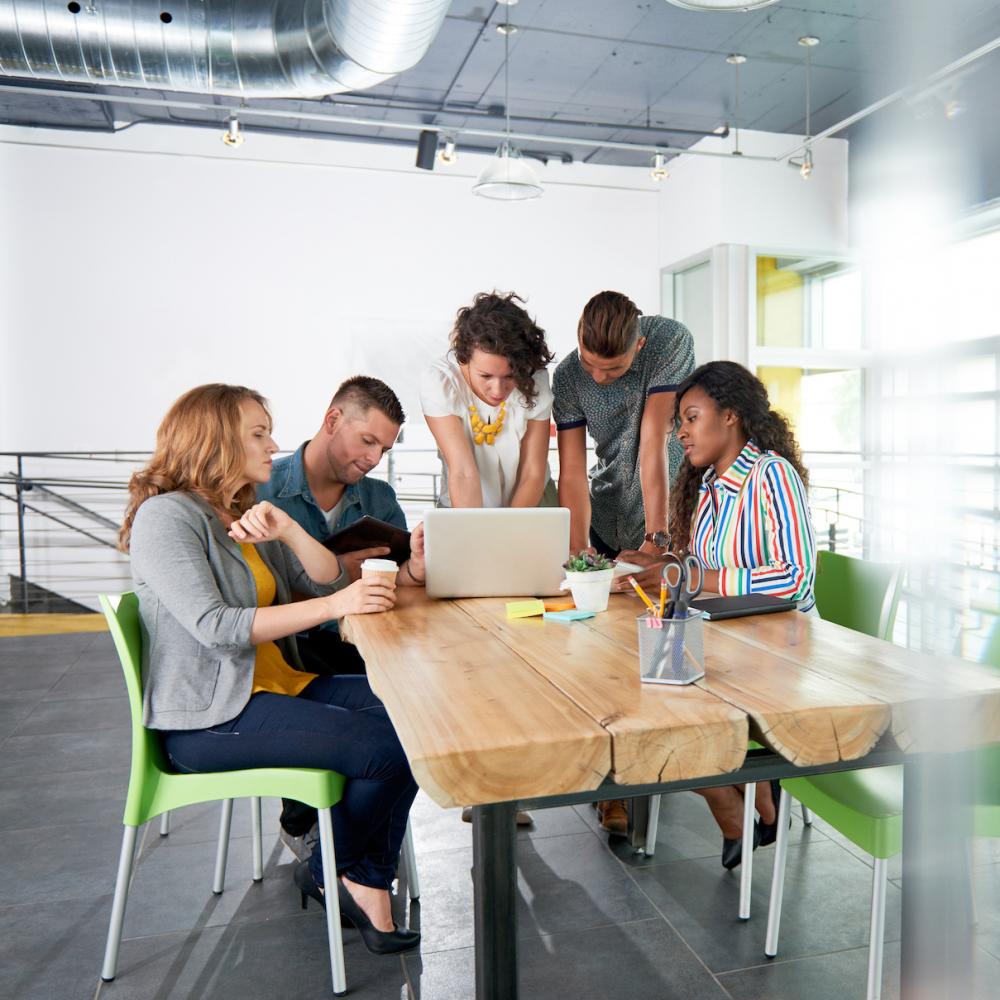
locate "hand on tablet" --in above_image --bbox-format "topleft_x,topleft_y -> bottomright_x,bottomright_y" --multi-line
338,545 -> 392,582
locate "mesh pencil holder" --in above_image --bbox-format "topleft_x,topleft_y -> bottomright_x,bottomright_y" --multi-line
636,609 -> 705,685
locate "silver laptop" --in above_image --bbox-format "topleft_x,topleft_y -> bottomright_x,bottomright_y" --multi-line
424,508 -> 570,599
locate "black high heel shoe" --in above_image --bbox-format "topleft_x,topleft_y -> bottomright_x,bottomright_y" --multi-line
293,861 -> 353,930
336,880 -> 421,955
721,819 -> 761,870
758,780 -> 789,848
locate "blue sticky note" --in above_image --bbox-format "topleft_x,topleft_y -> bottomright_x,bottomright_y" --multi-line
543,609 -> 596,623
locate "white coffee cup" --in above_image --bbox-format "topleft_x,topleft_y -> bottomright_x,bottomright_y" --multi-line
361,558 -> 399,583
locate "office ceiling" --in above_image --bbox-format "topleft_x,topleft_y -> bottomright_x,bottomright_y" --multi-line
1,0 -> 999,167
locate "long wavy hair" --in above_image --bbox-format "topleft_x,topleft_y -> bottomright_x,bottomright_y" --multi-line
451,291 -> 554,405
119,383 -> 270,551
669,362 -> 808,554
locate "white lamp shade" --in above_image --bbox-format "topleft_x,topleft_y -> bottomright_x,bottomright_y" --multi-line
472,144 -> 543,201
666,0 -> 780,10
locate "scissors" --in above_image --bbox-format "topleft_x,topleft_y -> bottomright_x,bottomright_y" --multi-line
661,555 -> 703,619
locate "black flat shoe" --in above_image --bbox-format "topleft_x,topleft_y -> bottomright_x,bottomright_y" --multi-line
337,881 -> 421,956
294,861 -> 353,929
758,780 -> 789,847
722,820 -> 761,870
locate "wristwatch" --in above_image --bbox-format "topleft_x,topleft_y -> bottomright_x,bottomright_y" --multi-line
643,530 -> 670,551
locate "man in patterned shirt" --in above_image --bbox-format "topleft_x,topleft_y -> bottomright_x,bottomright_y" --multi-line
553,290 -> 696,836
554,290 -> 696,558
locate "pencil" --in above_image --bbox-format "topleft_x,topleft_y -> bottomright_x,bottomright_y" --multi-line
658,581 -> 667,618
628,576 -> 658,615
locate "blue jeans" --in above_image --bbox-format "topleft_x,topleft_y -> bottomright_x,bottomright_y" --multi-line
161,676 -> 418,891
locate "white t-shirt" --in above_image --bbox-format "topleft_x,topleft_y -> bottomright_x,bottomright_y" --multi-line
420,353 -> 554,508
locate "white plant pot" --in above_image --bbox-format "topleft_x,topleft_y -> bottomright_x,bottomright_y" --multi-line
560,568 -> 614,613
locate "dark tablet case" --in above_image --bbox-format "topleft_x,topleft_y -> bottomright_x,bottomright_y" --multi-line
325,515 -> 412,565
689,593 -> 798,620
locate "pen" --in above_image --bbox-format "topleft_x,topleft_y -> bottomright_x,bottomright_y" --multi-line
628,576 -> 658,615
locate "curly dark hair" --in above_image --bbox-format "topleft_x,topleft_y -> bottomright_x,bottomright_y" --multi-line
669,361 -> 809,554
450,291 -> 554,405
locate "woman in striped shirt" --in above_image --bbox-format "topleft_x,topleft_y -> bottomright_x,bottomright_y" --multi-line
616,360 -> 816,867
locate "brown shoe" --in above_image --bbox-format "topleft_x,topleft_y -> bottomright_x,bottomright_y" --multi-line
596,799 -> 628,835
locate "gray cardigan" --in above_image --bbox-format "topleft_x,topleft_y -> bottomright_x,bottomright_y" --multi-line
128,492 -> 346,730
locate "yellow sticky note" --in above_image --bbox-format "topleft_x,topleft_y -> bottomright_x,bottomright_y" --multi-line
506,599 -> 546,619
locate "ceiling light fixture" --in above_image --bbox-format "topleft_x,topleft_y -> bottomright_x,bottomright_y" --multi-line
416,128 -> 437,170
438,137 -> 458,164
788,36 -> 819,179
666,0 -> 780,11
473,17 -> 542,200
650,151 -> 669,180
221,115 -> 244,147
726,54 -> 746,156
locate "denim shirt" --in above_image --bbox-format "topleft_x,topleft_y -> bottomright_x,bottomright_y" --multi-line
258,442 -> 407,630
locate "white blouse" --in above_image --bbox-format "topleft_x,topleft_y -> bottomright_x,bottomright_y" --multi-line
420,353 -> 553,508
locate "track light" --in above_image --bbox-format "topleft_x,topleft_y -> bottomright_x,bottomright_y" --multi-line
438,138 -> 458,165
790,36 -> 820,180
650,152 -> 669,180
222,116 -> 244,147
789,147 -> 814,179
416,129 -> 437,170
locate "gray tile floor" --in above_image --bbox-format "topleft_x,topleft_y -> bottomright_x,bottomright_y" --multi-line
2,631 -> 999,999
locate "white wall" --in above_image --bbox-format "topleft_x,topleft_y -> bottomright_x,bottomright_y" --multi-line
658,130 -> 850,268
0,125 -> 660,452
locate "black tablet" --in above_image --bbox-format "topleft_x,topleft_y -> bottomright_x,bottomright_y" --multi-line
689,593 -> 798,620
325,516 -> 412,565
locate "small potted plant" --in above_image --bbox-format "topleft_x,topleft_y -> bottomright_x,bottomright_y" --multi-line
560,551 -> 616,613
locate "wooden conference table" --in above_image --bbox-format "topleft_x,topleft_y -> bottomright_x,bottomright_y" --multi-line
343,589 -> 1000,1000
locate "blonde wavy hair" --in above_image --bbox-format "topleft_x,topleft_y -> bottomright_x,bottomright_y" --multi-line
119,383 -> 271,551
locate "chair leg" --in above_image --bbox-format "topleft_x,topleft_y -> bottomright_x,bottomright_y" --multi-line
764,789 -> 792,957
318,809 -> 348,997
213,799 -> 234,895
401,820 -> 420,901
867,858 -> 888,1000
251,797 -> 264,882
800,804 -> 813,827
739,782 -> 756,920
644,794 -> 662,857
159,811 -> 170,836
101,825 -> 139,981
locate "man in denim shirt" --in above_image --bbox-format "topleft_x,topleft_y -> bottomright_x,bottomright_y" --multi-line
259,375 -> 424,860
258,375 -> 423,676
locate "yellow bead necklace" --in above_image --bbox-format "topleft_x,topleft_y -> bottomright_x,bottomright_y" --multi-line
468,401 -> 506,446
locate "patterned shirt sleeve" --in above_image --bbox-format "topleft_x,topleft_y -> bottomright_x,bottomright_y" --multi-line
552,357 -> 586,431
718,458 -> 816,603
648,321 -> 695,395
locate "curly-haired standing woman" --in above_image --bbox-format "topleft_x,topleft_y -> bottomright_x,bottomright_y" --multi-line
121,384 -> 420,953
420,291 -> 556,510
615,361 -> 816,867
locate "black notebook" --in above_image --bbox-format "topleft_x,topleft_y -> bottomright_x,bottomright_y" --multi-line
325,515 -> 412,565
689,593 -> 798,621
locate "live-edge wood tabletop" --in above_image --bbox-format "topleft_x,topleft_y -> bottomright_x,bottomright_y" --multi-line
342,589 -> 1000,807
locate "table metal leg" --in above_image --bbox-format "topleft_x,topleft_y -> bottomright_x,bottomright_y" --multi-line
473,802 -> 518,1000
900,757 -> 973,1000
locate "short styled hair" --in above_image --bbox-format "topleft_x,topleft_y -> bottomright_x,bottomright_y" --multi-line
578,291 -> 642,358
330,375 -> 405,426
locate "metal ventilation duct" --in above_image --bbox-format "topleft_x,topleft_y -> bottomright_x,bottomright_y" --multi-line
0,0 -> 451,98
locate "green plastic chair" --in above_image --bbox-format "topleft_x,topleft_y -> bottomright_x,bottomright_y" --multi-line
814,550 -> 901,642
100,592 -> 349,995
764,556 -> 1000,1000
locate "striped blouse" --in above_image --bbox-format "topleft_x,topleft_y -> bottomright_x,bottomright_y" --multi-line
690,440 -> 816,612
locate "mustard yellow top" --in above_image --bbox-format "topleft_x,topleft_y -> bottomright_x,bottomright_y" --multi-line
241,543 -> 318,697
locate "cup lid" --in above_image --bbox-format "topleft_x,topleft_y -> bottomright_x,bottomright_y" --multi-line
361,558 -> 398,571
